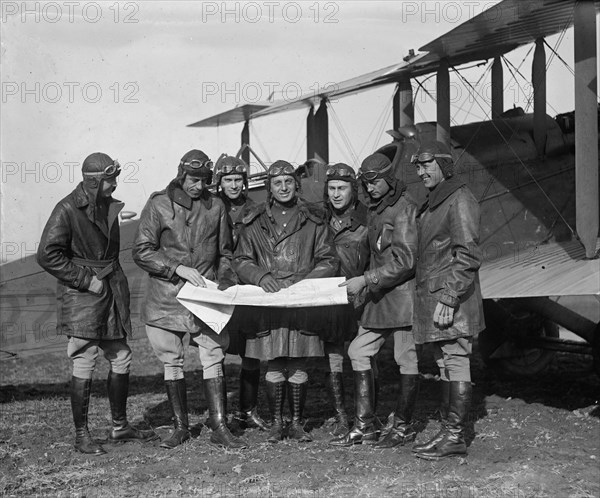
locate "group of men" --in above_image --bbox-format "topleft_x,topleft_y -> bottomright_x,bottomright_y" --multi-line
37,138 -> 484,461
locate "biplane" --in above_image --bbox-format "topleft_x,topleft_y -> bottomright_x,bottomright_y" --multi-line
1,0 -> 599,378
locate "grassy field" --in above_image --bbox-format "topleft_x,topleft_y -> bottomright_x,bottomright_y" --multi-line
1,334 -> 599,497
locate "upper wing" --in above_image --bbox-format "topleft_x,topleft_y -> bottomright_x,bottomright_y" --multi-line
189,0 -> 593,127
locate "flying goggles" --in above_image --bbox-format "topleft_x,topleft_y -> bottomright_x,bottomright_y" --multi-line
82,160 -> 121,178
410,152 -> 453,164
268,163 -> 296,176
216,163 -> 248,175
181,158 -> 214,170
358,161 -> 393,181
326,165 -> 356,179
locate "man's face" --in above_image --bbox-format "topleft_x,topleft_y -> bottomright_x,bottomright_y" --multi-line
220,174 -> 245,200
99,177 -> 117,198
182,175 -> 207,199
364,178 -> 390,200
327,180 -> 353,211
416,159 -> 445,190
270,175 -> 296,203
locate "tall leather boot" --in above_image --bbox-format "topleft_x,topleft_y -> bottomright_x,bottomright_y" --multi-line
329,370 -> 378,446
287,381 -> 312,442
327,372 -> 350,436
71,376 -> 106,455
204,377 -> 248,449
412,380 -> 450,453
372,358 -> 384,433
376,374 -> 419,448
239,369 -> 269,431
266,380 -> 286,443
414,381 -> 471,460
107,372 -> 158,443
160,378 -> 191,449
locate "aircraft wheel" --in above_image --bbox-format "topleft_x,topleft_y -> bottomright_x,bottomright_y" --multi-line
478,303 -> 559,376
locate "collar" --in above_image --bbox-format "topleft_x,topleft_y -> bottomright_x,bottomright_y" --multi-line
220,192 -> 247,208
243,198 -> 325,226
426,176 -> 466,211
167,180 -> 212,210
326,200 -> 367,230
368,179 -> 406,214
73,182 -> 90,208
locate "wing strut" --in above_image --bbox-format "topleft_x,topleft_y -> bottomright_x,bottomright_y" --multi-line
574,1 -> 599,258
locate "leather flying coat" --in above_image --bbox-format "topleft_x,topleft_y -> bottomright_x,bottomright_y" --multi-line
233,199 -> 339,346
132,185 -> 235,333
325,201 -> 370,343
234,200 -> 339,287
413,177 -> 485,343
37,183 -> 131,340
361,183 -> 418,329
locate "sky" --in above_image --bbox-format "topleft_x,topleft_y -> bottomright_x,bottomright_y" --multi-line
1,0 -> 597,266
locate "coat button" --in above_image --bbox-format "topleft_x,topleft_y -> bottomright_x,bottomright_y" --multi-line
185,221 -> 191,226
190,248 -> 195,253
344,243 -> 349,248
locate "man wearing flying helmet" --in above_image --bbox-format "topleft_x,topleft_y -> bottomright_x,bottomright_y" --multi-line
133,149 -> 245,450
331,152 -> 419,448
234,160 -> 339,443
322,163 -> 369,436
410,140 -> 484,460
214,154 -> 268,432
37,152 -> 156,455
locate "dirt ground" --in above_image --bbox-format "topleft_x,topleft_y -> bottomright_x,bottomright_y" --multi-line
1,336 -> 598,498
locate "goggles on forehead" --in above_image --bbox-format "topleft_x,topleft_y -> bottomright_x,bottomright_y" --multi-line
358,161 -> 393,182
269,163 -> 296,176
410,152 -> 453,164
83,160 -> 121,178
217,163 -> 248,175
181,158 -> 213,170
326,165 -> 356,179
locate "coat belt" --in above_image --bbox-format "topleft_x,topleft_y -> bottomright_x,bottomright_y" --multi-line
71,257 -> 118,280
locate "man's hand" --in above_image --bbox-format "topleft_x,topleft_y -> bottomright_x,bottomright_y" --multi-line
259,274 -> 282,293
175,265 -> 206,287
88,275 -> 104,294
339,275 -> 367,296
434,302 -> 455,328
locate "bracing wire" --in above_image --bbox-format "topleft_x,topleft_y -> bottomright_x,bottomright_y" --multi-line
450,63 -> 577,239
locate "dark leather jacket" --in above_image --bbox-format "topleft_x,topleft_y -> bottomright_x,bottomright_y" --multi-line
221,194 -> 256,250
37,183 -> 131,339
328,201 -> 370,279
414,177 -> 485,343
234,199 -> 339,286
361,183 -> 418,329
132,184 -> 235,333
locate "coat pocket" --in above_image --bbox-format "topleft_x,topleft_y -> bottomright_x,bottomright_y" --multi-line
379,223 -> 394,251
427,275 -> 446,294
